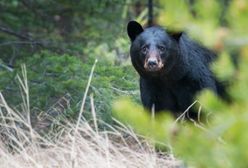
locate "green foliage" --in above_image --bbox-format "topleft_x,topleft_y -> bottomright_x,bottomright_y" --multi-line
113,98 -> 174,142
228,0 -> 248,34
0,0 -> 135,64
158,0 -> 248,49
211,52 -> 236,81
1,0 -> 144,128
114,1 -> 248,168
0,50 -> 139,124
158,0 -> 192,30
1,0 -> 248,166
113,55 -> 248,166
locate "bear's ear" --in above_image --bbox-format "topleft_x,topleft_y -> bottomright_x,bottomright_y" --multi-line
168,31 -> 183,41
127,21 -> 144,42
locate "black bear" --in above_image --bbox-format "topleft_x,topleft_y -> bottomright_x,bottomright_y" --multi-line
127,21 -> 222,119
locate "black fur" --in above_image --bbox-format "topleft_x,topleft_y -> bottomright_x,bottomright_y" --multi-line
127,21 -> 222,118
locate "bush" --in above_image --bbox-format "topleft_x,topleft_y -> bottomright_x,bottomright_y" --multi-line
0,50 -> 139,124
113,1 -> 248,167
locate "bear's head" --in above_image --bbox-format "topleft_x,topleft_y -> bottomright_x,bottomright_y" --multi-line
127,21 -> 183,78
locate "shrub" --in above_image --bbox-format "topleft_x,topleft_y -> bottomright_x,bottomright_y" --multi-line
0,50 -> 139,124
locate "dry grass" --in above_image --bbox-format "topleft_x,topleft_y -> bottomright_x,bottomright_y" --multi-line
0,63 -> 182,168
0,93 -> 181,168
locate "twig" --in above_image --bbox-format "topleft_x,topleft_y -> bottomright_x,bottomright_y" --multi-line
70,59 -> 98,168
90,94 -> 98,134
0,25 -> 46,50
77,59 -> 98,128
16,65 -> 34,140
0,62 -> 14,72
19,0 -> 49,20
110,86 -> 138,95
0,26 -> 32,40
173,100 -> 198,124
0,41 -> 45,46
151,103 -> 155,119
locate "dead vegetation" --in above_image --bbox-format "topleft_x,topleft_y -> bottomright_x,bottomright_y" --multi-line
0,64 -> 182,168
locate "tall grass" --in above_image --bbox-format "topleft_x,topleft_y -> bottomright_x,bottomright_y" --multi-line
0,63 -> 181,168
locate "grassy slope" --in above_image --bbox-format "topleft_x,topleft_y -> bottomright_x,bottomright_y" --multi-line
0,92 -> 181,168
0,63 -> 181,168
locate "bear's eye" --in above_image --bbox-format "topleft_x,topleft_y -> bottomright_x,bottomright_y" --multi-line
141,46 -> 148,54
158,46 -> 165,52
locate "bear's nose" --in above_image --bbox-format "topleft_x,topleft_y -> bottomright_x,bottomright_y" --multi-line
147,60 -> 158,68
